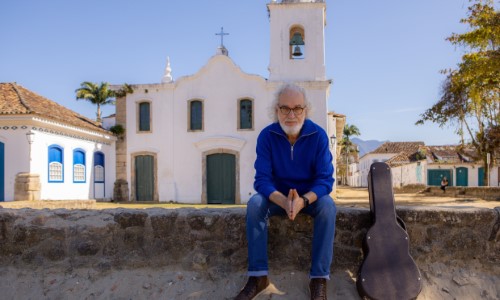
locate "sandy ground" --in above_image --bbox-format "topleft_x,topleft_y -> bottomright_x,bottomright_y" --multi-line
335,186 -> 500,209
0,263 -> 497,299
0,187 -> 498,299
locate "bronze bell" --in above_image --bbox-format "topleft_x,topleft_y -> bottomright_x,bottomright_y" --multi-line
292,45 -> 303,56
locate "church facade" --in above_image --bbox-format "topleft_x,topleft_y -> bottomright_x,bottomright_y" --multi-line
113,0 -> 339,204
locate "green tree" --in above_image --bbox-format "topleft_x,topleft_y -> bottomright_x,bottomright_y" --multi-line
75,82 -> 133,124
339,124 -> 361,185
417,0 -> 499,185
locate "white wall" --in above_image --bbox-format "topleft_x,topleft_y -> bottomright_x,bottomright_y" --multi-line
391,162 -> 426,187
0,130 -> 30,201
427,163 -> 499,187
32,129 -> 115,200
0,125 -> 115,201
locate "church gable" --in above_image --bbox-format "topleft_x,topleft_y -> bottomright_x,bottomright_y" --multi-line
175,55 -> 266,88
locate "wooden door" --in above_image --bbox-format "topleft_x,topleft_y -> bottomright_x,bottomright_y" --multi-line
427,169 -> 452,186
456,167 -> 468,187
135,155 -> 154,201
478,167 -> 485,186
207,153 -> 235,204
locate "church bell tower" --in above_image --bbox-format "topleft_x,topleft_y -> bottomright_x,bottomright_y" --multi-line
268,0 -> 327,81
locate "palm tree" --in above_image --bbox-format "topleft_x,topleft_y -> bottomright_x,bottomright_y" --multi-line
340,124 -> 361,185
75,81 -> 116,125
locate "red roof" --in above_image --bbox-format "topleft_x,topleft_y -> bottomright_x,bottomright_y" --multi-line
0,82 -> 107,133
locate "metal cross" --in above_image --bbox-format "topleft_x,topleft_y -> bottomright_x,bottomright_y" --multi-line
215,27 -> 229,47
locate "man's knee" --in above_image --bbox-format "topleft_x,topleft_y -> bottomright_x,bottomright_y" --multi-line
247,194 -> 266,215
316,195 -> 337,216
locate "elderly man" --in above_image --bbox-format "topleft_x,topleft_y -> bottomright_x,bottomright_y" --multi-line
235,83 -> 337,300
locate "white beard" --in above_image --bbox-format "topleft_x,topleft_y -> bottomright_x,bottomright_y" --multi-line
279,120 -> 303,137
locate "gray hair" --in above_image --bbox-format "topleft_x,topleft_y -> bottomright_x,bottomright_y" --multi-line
268,83 -> 313,122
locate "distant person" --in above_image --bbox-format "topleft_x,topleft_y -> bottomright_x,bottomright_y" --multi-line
440,177 -> 448,193
234,83 -> 336,300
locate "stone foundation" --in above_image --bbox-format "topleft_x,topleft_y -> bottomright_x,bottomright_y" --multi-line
113,179 -> 130,202
14,173 -> 41,201
0,206 -> 498,275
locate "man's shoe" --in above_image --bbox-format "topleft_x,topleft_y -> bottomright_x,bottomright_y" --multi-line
234,276 -> 270,300
309,278 -> 327,300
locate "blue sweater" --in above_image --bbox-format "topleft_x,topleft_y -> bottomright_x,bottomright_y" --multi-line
254,119 -> 334,199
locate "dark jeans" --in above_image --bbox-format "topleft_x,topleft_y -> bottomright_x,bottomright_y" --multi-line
245,193 -> 337,278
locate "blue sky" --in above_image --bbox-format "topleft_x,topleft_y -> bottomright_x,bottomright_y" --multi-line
0,0 -> 481,145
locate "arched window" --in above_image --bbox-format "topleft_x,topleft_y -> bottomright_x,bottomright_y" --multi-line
239,98 -> 253,130
48,145 -> 64,182
94,152 -> 105,183
73,149 -> 86,183
289,26 -> 305,59
138,101 -> 151,132
189,100 -> 203,131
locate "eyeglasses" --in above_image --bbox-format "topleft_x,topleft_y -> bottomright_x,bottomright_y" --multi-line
278,106 -> 306,115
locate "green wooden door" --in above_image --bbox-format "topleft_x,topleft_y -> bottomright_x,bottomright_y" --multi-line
427,169 -> 452,186
456,167 -> 468,186
207,153 -> 235,204
478,167 -> 485,186
135,155 -> 154,201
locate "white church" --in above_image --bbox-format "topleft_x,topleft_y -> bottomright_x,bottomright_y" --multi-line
0,0 -> 343,204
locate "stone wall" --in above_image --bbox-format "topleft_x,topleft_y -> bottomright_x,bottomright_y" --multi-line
422,186 -> 500,200
14,173 -> 41,201
0,206 -> 498,275
113,96 -> 129,202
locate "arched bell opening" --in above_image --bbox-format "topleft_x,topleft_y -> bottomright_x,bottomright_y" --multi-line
289,26 -> 305,59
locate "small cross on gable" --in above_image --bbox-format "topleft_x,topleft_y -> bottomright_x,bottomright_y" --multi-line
215,27 -> 229,47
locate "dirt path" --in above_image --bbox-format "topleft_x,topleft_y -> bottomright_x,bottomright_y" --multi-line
335,186 -> 500,209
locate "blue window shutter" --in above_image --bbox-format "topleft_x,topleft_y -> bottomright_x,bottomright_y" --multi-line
93,152 -> 105,183
139,102 -> 151,131
240,99 -> 252,129
49,147 -> 62,163
94,152 -> 104,166
48,145 -> 64,182
190,101 -> 202,130
73,150 -> 85,165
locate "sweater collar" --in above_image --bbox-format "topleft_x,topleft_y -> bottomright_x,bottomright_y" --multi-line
269,119 -> 317,137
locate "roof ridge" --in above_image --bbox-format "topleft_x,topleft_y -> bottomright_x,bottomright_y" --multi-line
10,83 -> 33,113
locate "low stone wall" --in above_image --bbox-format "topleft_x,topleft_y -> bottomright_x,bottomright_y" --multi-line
423,186 -> 500,200
394,184 -> 426,194
0,206 -> 498,276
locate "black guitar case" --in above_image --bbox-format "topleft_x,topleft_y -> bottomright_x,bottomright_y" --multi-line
357,162 -> 422,300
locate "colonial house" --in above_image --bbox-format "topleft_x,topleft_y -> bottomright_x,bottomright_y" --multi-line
348,142 -> 424,187
0,83 -> 116,201
348,142 -> 499,188
424,145 -> 499,187
111,0 -> 341,204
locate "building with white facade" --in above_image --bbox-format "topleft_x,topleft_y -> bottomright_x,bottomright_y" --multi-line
348,142 -> 499,188
112,0 -> 340,204
0,83 -> 116,201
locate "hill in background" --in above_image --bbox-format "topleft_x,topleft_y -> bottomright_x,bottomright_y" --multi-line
351,137 -> 385,157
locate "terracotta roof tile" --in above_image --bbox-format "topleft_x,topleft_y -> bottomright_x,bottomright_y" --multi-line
425,145 -> 481,163
0,82 -> 106,133
372,141 -> 425,154
385,151 -> 415,167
